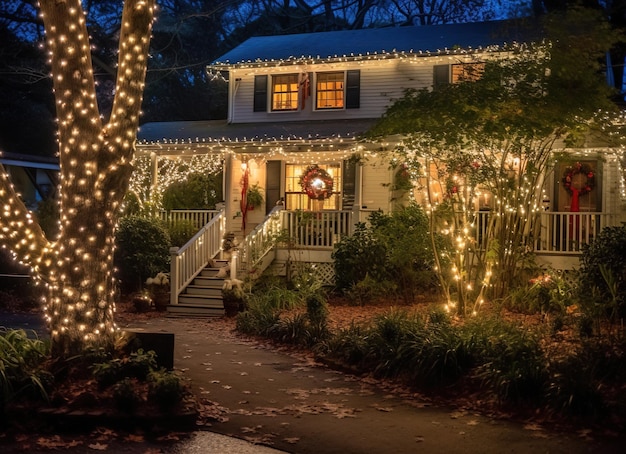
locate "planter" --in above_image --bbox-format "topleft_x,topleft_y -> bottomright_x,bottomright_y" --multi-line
151,290 -> 170,311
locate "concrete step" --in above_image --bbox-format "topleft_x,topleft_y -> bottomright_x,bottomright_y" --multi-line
177,293 -> 223,307
200,260 -> 230,277
185,285 -> 223,297
166,304 -> 225,317
192,276 -> 225,288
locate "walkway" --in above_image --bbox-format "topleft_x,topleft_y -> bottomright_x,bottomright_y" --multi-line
123,316 -> 624,454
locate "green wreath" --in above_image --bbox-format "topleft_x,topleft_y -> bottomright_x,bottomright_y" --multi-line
562,162 -> 595,196
299,165 -> 334,201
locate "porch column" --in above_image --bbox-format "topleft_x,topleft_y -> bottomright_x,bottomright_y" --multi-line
222,153 -> 234,233
150,152 -> 158,201
352,159 -> 363,231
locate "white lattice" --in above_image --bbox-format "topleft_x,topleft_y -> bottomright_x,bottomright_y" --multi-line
289,262 -> 335,286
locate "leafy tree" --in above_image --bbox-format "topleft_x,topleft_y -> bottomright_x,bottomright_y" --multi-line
162,172 -> 223,210
368,8 -> 624,315
0,0 -> 155,357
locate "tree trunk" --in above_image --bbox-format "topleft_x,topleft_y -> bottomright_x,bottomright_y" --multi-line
34,0 -> 154,357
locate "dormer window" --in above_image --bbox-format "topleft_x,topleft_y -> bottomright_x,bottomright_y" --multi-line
272,74 -> 299,111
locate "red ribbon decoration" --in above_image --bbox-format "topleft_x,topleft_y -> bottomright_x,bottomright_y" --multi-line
240,164 -> 249,232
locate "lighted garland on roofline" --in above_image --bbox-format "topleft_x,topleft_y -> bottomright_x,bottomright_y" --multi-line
562,162 -> 595,196
299,165 -> 334,200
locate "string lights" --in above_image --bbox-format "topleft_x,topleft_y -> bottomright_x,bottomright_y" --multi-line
0,0 -> 156,356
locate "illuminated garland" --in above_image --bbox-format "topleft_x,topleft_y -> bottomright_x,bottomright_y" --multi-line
299,165 -> 334,200
562,162 -> 595,196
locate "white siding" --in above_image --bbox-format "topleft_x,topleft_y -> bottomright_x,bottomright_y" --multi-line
360,156 -> 392,211
228,54 -> 487,124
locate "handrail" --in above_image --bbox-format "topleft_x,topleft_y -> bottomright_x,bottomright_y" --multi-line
239,206 -> 284,274
169,210 -> 225,305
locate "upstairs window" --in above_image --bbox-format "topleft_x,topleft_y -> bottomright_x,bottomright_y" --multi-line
433,62 -> 484,87
451,63 -> 484,82
272,74 -> 299,111
316,72 -> 344,109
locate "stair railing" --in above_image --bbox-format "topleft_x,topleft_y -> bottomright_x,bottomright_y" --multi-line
239,205 -> 284,277
169,209 -> 225,305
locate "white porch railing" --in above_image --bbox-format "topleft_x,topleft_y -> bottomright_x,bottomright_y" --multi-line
237,209 -> 354,276
473,210 -> 612,254
280,210 -> 353,248
169,210 -> 224,305
159,209 -> 221,229
535,211 -> 611,253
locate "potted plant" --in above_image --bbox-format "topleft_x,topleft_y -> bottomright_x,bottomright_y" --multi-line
146,272 -> 170,311
246,184 -> 264,210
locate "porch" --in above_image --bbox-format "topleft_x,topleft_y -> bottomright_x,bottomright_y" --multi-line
164,208 -> 619,316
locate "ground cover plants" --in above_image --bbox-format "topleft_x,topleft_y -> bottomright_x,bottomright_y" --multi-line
1,325 -> 194,434
236,224 -> 626,433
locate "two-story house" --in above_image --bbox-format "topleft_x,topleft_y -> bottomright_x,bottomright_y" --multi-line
136,20 -> 625,315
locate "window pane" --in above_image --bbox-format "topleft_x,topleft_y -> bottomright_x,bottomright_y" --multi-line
272,74 -> 299,111
316,72 -> 344,109
451,63 -> 484,83
285,164 -> 342,210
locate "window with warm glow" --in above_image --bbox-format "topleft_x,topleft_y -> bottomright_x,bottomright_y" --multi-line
316,72 -> 344,109
285,164 -> 341,210
451,63 -> 485,82
272,74 -> 299,111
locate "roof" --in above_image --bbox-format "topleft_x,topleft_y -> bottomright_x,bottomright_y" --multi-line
137,119 -> 378,144
211,20 -> 533,68
0,151 -> 59,170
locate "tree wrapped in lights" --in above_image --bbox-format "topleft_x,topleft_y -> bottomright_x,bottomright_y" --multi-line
369,9 -> 624,315
0,0 -> 155,356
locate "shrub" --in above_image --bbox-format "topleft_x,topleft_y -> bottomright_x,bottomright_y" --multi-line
168,220 -> 197,247
112,378 -> 140,413
114,216 -> 171,293
505,269 -> 577,316
236,306 -> 280,336
91,348 -> 158,389
148,370 -> 184,410
463,318 -> 547,403
369,205 -> 438,303
0,328 -> 51,414
332,222 -> 387,291
579,224 -> 626,319
332,205 -> 438,304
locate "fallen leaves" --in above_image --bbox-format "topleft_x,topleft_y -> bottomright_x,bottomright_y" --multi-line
88,442 -> 108,450
37,436 -> 83,449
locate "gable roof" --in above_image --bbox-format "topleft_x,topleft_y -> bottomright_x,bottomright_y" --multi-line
211,20 -> 534,68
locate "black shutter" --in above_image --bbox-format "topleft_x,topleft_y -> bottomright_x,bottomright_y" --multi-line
265,160 -> 282,214
433,65 -> 450,88
345,70 -> 360,109
342,159 -> 357,210
253,75 -> 268,112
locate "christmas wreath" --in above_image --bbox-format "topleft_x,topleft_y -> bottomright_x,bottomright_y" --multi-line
562,162 -> 595,196
299,165 -> 334,200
